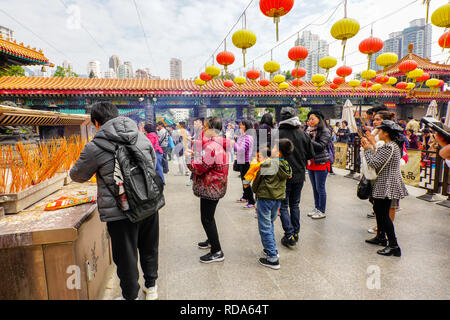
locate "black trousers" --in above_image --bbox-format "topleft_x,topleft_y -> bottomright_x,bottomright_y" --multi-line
373,198 -> 398,247
240,162 -> 255,205
106,213 -> 159,300
200,198 -> 222,254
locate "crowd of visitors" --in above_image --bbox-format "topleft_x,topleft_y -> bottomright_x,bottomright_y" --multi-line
71,101 -> 449,299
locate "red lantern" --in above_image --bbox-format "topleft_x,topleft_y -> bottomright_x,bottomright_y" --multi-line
292,67 -> 306,78
288,46 -> 308,68
359,37 -> 383,70
292,78 -> 304,87
375,75 -> 389,84
398,60 -> 418,74
336,65 -> 352,79
200,72 -> 212,82
259,78 -> 271,91
362,81 -> 373,88
259,0 -> 295,41
333,77 -> 345,85
246,69 -> 261,80
417,73 -> 430,83
437,80 -> 445,88
396,82 -> 408,90
216,51 -> 235,80
330,83 -> 339,90
439,32 -> 450,49
223,80 -> 234,94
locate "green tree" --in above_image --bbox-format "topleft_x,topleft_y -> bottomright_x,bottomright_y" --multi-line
218,73 -> 235,80
54,66 -> 78,78
298,107 -> 311,121
283,70 -> 294,80
0,65 -> 25,77
355,73 -> 362,81
89,70 -> 95,78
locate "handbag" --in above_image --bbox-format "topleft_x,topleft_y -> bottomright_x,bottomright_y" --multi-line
357,145 -> 394,200
360,149 -> 377,180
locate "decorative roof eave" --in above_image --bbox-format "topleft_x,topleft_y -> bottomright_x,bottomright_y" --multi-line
377,45 -> 450,77
0,37 -> 53,67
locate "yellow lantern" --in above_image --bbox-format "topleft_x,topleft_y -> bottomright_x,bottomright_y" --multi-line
313,81 -> 325,93
234,76 -> 246,94
431,3 -> 450,28
387,77 -> 397,86
408,68 -> 424,82
206,65 -> 221,78
348,79 -> 361,96
278,82 -> 289,95
264,60 -> 280,78
371,83 -> 382,98
426,78 -> 440,96
319,56 -> 338,80
406,82 -> 415,91
312,74 -> 326,84
232,29 -> 257,68
195,78 -> 206,92
376,52 -> 399,75
361,69 -> 376,81
331,18 -> 360,60
273,74 -> 286,84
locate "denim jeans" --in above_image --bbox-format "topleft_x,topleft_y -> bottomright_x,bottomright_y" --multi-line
279,180 -> 304,238
257,199 -> 281,262
155,152 -> 165,184
308,169 -> 328,213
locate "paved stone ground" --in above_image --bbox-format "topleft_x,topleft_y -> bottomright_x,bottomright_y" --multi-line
100,161 -> 450,300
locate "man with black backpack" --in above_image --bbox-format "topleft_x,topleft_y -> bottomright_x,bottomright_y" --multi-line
70,102 -> 164,300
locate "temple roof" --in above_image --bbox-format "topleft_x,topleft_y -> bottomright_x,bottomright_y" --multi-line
0,76 -> 447,101
0,36 -> 52,66
378,44 -> 450,77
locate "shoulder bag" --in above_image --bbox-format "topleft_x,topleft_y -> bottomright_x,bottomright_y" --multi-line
357,145 -> 394,200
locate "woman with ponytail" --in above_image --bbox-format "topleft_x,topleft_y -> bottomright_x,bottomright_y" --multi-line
361,120 -> 408,257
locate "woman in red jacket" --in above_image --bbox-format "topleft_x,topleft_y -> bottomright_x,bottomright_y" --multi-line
186,116 -> 231,264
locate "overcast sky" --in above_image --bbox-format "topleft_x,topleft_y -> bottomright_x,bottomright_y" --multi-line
0,0 -> 446,79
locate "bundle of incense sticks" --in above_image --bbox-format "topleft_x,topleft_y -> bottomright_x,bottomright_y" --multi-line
0,136 -> 87,194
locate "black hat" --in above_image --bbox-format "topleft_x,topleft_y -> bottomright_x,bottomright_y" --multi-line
280,107 -> 297,121
376,120 -> 403,133
307,110 -> 325,120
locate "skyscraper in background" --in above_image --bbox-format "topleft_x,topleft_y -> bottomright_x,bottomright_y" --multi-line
295,31 -> 329,81
109,55 -> 120,74
62,60 -> 73,71
124,61 -> 134,78
370,19 -> 432,71
87,60 -> 101,78
170,58 -> 182,79
104,68 -> 116,78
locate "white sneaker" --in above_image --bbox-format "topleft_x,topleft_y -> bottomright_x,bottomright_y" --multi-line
143,285 -> 158,300
307,208 -> 319,217
311,211 -> 326,219
368,226 -> 377,234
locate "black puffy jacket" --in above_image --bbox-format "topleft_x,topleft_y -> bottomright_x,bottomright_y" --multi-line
310,127 -> 332,165
277,118 -> 315,183
70,117 -> 156,222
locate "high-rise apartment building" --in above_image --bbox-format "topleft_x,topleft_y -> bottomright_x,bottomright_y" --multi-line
135,69 -> 151,79
104,68 -> 116,78
117,64 -> 133,79
370,19 -> 432,71
170,58 -> 182,79
124,61 -> 134,78
109,55 -> 120,74
62,60 -> 73,71
87,60 -> 101,78
0,26 -> 14,40
295,31 -> 329,81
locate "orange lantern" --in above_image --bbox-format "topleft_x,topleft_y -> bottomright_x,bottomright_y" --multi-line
292,67 -> 306,78
246,69 -> 261,80
336,65 -> 352,80
259,78 -> 271,92
216,50 -> 235,80
223,80 -> 234,94
359,37 -> 383,70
